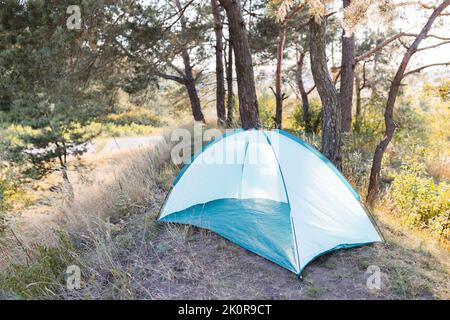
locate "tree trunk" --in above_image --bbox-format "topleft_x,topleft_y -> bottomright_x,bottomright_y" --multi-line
309,18 -> 342,168
211,0 -> 226,126
226,34 -> 235,127
184,73 -> 205,122
366,0 -> 450,206
296,51 -> 312,133
174,0 -> 205,122
219,0 -> 260,129
340,0 -> 355,133
354,73 -> 362,133
274,22 -> 286,129
313,110 -> 322,134
354,61 -> 367,133
56,143 -> 74,200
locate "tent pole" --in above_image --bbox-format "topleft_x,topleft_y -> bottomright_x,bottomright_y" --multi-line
157,185 -> 174,221
361,201 -> 386,242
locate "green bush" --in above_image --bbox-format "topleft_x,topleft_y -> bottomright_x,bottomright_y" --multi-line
290,97 -> 322,133
0,169 -> 33,227
0,232 -> 77,299
107,108 -> 163,127
257,93 -> 276,128
0,176 -> 12,232
390,157 -> 449,239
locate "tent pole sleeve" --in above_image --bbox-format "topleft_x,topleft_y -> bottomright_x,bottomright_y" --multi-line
262,131 -> 301,273
239,140 -> 250,198
361,201 -> 386,242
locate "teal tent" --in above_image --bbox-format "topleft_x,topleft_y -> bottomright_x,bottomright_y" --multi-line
159,129 -> 383,276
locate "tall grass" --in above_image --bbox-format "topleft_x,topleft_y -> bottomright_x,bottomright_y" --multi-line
0,132 -> 178,298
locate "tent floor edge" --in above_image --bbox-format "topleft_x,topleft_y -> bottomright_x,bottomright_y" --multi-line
297,241 -> 383,277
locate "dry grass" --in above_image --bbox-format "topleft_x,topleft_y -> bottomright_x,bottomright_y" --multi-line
426,155 -> 450,181
0,128 -> 449,300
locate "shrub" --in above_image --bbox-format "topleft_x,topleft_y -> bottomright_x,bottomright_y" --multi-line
0,232 -> 77,299
0,176 -> 12,232
390,157 -> 450,239
290,97 -> 322,133
257,93 -> 276,128
100,123 -> 155,137
0,169 -> 34,224
107,108 -> 163,127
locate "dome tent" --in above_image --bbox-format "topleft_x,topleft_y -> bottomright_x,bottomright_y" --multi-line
159,129 -> 383,276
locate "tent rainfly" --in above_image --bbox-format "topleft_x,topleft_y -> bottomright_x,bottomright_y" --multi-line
159,129 -> 383,276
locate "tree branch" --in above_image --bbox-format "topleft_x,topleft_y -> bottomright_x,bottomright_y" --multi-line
398,38 -> 410,50
402,61 -> 450,78
417,1 -> 450,15
286,3 -> 305,21
155,72 -> 186,84
169,62 -> 186,76
395,1 -> 450,14
416,40 -> 450,51
360,61 -> 368,90
355,32 -> 405,62
404,33 -> 450,41
162,0 -> 196,33
306,85 -> 315,95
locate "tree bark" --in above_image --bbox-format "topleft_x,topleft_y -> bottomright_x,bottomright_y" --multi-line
366,0 -> 450,206
211,0 -> 226,126
354,73 -> 362,133
56,142 -> 74,200
354,62 -> 366,133
174,0 -> 205,122
313,109 -> 322,134
309,18 -> 342,168
296,51 -> 312,133
274,22 -> 287,129
183,72 -> 205,122
339,0 -> 355,133
219,0 -> 260,129
225,33 -> 235,127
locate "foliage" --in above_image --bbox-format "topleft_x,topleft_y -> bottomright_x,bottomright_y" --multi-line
290,97 -> 322,133
0,0 -> 127,182
390,155 -> 449,239
0,232 -> 76,299
0,175 -> 11,231
122,0 -> 211,87
106,108 -> 164,127
0,122 -> 100,180
423,79 -> 450,102
95,123 -> 156,138
257,93 -> 277,128
0,169 -> 20,212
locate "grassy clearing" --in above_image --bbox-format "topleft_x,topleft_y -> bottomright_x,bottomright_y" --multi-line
0,127 -> 448,300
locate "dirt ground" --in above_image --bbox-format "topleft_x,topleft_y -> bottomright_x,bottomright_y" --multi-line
67,209 -> 448,300
140,227 -> 445,299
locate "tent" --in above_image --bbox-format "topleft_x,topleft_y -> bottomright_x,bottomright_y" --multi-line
159,129 -> 383,276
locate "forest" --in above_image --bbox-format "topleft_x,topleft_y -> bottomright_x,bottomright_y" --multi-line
0,0 -> 449,300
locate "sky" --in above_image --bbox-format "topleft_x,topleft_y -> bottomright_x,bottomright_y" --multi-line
145,0 -> 450,81
375,1 -> 449,75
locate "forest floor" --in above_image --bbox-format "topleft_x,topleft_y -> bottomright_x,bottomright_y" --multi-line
1,133 -> 449,300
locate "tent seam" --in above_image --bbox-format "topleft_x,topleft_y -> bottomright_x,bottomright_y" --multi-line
262,130 -> 301,273
239,139 -> 250,199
